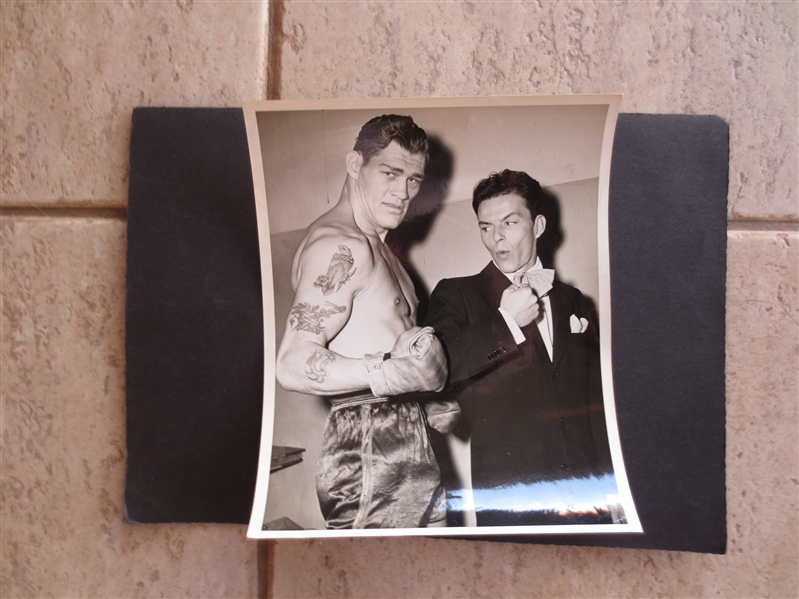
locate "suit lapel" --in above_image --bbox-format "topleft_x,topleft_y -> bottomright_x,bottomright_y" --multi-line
480,262 -> 511,307
549,283 -> 571,370
523,319 -> 551,364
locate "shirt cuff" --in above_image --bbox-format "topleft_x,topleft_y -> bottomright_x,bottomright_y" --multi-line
498,307 -> 526,344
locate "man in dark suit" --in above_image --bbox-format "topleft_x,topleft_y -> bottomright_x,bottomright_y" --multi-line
425,169 -> 615,527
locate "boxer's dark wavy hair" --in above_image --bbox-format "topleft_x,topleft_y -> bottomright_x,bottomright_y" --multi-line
353,115 -> 429,164
472,169 -> 545,219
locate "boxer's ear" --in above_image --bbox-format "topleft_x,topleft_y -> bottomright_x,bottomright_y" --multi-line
533,214 -> 546,239
345,151 -> 364,179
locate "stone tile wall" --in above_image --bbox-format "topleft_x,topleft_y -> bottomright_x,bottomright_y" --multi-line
2,2 -> 266,597
2,1 -> 797,597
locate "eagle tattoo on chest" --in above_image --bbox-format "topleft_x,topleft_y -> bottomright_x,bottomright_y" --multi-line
314,245 -> 357,295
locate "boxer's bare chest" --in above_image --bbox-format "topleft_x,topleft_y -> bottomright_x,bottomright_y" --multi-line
329,243 -> 418,356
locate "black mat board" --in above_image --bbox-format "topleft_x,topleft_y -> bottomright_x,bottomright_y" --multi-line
124,109 -> 727,553
125,108 -> 263,524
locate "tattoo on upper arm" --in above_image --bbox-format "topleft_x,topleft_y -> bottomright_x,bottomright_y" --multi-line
305,348 -> 335,383
314,245 -> 356,295
289,301 -> 346,334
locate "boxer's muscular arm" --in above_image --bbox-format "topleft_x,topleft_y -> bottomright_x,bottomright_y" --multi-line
276,236 -> 446,396
276,236 -> 372,395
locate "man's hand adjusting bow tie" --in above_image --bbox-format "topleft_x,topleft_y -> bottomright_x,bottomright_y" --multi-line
513,267 -> 555,297
500,267 -> 555,329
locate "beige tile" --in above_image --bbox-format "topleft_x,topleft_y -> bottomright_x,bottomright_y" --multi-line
0,217 -> 257,598
272,1 -> 797,221
266,232 -> 798,598
724,230 -> 799,597
0,1 -> 268,208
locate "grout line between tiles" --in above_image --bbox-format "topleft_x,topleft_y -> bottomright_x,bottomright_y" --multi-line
0,207 -> 796,234
266,0 -> 284,100
0,207 -> 128,219
257,0 -> 270,100
257,540 -> 275,599
727,221 -> 799,232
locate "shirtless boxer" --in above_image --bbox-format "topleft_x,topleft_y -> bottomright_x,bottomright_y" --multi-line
276,115 -> 448,529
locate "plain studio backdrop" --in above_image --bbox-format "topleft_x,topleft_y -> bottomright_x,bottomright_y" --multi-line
258,104 -> 609,530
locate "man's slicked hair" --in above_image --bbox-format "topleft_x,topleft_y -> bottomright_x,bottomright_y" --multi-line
353,114 -> 429,164
472,169 -> 546,219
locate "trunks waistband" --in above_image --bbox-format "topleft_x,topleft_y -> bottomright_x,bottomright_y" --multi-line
329,391 -> 390,411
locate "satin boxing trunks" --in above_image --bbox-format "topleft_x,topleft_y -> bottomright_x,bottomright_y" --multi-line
316,393 -> 445,529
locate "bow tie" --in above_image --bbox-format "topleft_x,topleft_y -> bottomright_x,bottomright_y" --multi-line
513,267 -> 555,297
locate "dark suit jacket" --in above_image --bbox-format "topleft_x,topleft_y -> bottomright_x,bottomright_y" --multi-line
425,262 -> 613,525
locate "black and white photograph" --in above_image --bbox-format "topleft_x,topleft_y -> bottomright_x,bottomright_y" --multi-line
243,96 -> 641,539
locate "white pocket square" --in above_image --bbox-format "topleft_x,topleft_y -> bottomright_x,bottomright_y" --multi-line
569,314 -> 589,333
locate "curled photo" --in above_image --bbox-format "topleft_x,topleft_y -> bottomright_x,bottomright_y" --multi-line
243,96 -> 641,539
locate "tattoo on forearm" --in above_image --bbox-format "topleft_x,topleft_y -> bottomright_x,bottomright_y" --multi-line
289,301 -> 346,334
305,348 -> 335,383
314,245 -> 356,295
